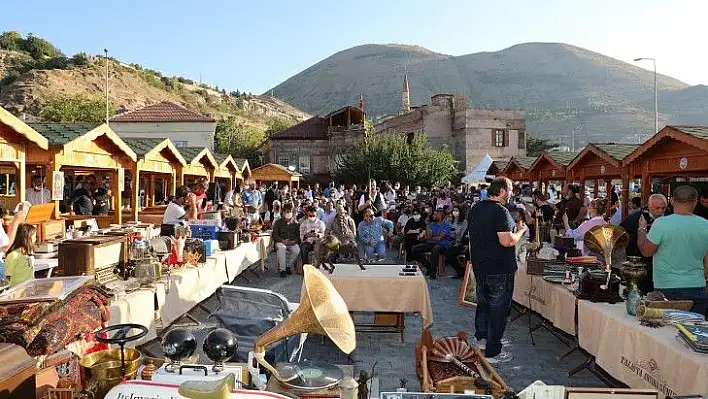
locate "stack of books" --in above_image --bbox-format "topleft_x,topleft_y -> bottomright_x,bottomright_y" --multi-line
676,323 -> 708,354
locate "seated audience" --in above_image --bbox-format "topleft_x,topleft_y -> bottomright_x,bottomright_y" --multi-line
403,208 -> 426,261
299,205 -> 326,265
412,208 -> 452,279
272,202 -> 300,278
357,208 -> 394,260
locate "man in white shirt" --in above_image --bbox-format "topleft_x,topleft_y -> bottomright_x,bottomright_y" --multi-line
26,175 -> 51,205
163,186 -> 198,227
320,200 -> 337,228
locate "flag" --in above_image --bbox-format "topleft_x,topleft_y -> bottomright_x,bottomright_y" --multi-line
359,94 -> 364,111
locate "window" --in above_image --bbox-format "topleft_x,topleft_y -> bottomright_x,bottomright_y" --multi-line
493,129 -> 507,147
277,153 -> 290,167
173,141 -> 188,148
298,155 -> 311,174
518,130 -> 526,149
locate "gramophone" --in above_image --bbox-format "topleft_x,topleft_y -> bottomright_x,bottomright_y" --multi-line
574,224 -> 629,303
248,265 -> 356,391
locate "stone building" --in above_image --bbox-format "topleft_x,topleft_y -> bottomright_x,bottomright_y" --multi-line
375,75 -> 527,171
260,106 -> 365,183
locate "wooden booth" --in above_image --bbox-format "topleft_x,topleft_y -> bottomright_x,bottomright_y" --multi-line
0,107 -> 49,211
234,158 -> 251,183
213,153 -> 242,192
566,143 -> 638,214
499,156 -> 537,183
487,160 -> 509,177
123,138 -> 187,222
528,151 -> 577,193
622,125 -> 708,216
178,147 -> 217,187
250,163 -> 302,188
27,123 -> 137,227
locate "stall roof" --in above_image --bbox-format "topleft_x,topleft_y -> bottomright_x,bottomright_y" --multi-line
178,146 -> 217,168
30,122 -> 137,161
213,152 -> 239,170
567,143 -> 638,170
123,138 -> 187,166
511,156 -> 538,170
530,151 -> 577,170
233,158 -> 250,176
623,125 -> 708,165
0,107 -> 48,149
251,163 -> 302,180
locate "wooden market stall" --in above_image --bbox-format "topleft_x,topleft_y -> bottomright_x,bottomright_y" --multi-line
250,163 -> 302,188
528,151 -> 578,193
27,123 -> 137,227
123,138 -> 187,222
0,107 -> 49,210
499,156 -> 537,183
566,143 -> 638,209
622,125 -> 708,217
213,153 -> 242,192
177,147 -> 217,186
234,158 -> 251,183
486,160 -> 509,177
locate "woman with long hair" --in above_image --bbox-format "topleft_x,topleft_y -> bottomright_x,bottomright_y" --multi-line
5,223 -> 37,286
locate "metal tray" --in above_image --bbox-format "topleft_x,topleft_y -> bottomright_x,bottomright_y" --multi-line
0,276 -> 90,304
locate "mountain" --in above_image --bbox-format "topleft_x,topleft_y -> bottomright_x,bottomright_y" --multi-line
268,42 -> 707,145
0,48 -> 309,132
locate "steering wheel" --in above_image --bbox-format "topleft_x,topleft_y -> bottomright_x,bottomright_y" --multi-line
95,323 -> 149,346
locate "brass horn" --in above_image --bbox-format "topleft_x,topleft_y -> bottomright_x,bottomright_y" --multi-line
252,265 -> 355,382
584,224 -> 629,270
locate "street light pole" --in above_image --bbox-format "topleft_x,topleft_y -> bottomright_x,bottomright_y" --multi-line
104,49 -> 109,126
634,57 -> 658,140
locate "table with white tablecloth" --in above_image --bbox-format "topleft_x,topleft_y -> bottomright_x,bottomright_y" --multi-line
107,235 -> 271,345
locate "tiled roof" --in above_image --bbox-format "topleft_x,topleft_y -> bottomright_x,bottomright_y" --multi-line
592,143 -> 639,161
490,160 -> 508,172
212,152 -> 230,165
233,158 -> 247,166
669,125 -> 708,140
178,147 -> 208,163
123,138 -> 165,156
269,116 -> 328,140
547,151 -> 578,166
29,123 -> 100,146
253,163 -> 302,176
109,101 -> 214,123
515,156 -> 538,169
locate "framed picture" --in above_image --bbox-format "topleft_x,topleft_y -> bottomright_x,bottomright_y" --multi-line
118,167 -> 125,192
458,261 -> 477,308
565,388 -> 659,399
51,171 -> 64,201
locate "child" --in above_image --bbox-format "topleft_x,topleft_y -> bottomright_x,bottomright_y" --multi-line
5,224 -> 37,286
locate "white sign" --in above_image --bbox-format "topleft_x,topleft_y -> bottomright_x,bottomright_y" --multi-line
679,157 -> 688,170
105,380 -> 292,399
600,165 -> 606,175
51,171 -> 64,201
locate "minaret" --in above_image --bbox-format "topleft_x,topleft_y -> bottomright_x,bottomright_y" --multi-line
401,71 -> 411,114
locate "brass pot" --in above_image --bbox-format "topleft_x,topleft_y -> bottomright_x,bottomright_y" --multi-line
80,348 -> 142,398
621,256 -> 647,291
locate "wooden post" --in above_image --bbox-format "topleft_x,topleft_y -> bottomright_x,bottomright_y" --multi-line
131,165 -> 140,222
17,160 -> 26,204
641,159 -> 650,205
148,174 -> 156,207
112,168 -> 122,225
621,174 -> 630,221
171,170 -> 177,195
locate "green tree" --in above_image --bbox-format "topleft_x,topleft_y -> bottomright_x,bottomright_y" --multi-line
264,117 -> 292,136
0,31 -> 22,51
39,94 -> 115,123
526,134 -> 559,157
214,117 -> 265,167
20,34 -> 62,60
336,133 -> 458,187
70,52 -> 90,66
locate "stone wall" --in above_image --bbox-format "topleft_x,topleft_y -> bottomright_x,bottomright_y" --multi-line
463,108 -> 527,171
265,139 -> 330,176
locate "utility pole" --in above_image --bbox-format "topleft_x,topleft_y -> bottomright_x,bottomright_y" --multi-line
104,49 -> 109,126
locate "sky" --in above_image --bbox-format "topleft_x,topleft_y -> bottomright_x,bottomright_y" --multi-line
1,0 -> 706,94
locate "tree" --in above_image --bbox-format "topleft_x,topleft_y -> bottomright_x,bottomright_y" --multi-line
526,134 -> 559,157
20,34 -> 62,60
264,117 -> 292,136
70,52 -> 90,66
214,117 -> 265,167
39,94 -> 115,123
337,133 -> 458,186
0,31 -> 22,51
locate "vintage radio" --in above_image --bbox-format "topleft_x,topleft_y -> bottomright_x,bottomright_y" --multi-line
0,343 -> 37,399
25,203 -> 65,242
217,230 -> 238,250
58,236 -> 125,284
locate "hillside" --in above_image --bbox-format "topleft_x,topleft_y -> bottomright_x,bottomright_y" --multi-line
267,42 -> 707,145
0,48 -> 309,131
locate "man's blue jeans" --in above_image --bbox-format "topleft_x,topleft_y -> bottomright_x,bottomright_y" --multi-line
364,240 -> 387,259
474,272 -> 515,357
658,287 -> 707,317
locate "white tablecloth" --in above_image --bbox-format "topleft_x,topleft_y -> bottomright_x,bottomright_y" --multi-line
107,236 -> 271,341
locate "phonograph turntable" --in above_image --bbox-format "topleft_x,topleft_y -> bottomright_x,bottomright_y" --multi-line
574,224 -> 628,303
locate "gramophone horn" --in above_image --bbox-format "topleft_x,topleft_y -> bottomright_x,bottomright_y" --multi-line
252,265 -> 355,381
583,224 -> 629,267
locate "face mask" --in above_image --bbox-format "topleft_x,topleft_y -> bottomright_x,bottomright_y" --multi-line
308,216 -> 317,222
33,186 -> 42,191
283,212 -> 293,220
412,215 -> 421,221
452,211 -> 459,217
424,208 -> 431,214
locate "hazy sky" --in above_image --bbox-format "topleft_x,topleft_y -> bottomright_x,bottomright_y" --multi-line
1,0 -> 705,93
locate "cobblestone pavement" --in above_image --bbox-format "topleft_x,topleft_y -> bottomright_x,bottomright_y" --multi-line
233,257 -> 607,394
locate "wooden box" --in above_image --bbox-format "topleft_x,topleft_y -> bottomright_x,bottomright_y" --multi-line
25,203 -> 65,243
374,312 -> 402,326
0,343 -> 37,399
58,236 -> 125,281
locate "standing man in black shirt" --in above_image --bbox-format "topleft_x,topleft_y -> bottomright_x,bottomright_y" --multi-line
467,177 -> 527,364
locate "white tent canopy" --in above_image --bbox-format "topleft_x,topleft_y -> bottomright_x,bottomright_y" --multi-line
462,154 -> 494,184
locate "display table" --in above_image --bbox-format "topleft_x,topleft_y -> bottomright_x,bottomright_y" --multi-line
577,300 -> 708,396
513,262 -> 577,335
107,236 -> 271,346
318,264 -> 433,329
